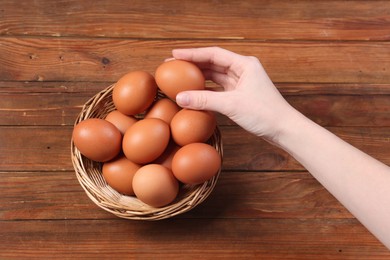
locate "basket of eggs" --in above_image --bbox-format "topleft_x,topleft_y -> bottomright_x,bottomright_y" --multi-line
71,59 -> 223,220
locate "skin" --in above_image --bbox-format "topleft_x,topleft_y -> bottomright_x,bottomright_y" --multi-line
172,46 -> 390,249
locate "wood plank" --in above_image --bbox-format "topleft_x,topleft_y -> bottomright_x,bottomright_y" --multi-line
1,218 -> 388,258
0,91 -> 89,126
0,126 -> 388,172
1,81 -> 388,127
0,171 -> 110,220
0,126 -> 72,172
1,38 -> 390,83
278,83 -> 390,95
1,0 -> 390,40
222,126 -> 390,171
288,94 -> 390,127
1,89 -> 389,127
0,171 -> 350,221
2,81 -> 390,95
0,81 -> 110,93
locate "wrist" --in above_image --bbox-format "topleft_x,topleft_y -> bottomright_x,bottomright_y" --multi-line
267,105 -> 311,149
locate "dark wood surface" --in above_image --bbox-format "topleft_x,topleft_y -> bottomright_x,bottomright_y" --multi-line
1,0 -> 389,258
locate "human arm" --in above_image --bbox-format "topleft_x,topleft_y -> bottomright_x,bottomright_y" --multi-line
172,46 -> 390,249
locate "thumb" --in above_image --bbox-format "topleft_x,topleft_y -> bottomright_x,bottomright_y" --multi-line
176,90 -> 227,113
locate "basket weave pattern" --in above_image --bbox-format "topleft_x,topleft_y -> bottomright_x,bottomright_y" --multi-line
71,84 -> 223,220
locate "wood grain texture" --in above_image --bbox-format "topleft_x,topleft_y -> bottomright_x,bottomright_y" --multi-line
1,38 -> 390,83
0,171 -> 350,221
0,82 -> 389,127
1,0 -> 389,257
0,126 -> 388,172
221,126 -> 390,171
1,0 -> 390,40
2,81 -> 390,95
1,218 -> 389,259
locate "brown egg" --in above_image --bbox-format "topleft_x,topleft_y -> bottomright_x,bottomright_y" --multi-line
153,141 -> 181,170
132,164 -> 179,207
144,98 -> 180,124
172,143 -> 221,185
113,71 -> 157,115
155,60 -> 205,100
102,155 -> 141,196
105,110 -> 137,135
170,109 -> 216,146
122,118 -> 170,164
72,118 -> 121,162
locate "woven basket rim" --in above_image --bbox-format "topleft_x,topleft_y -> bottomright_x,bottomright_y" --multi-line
71,84 -> 223,220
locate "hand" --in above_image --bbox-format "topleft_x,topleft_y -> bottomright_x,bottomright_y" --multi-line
174,47 -> 390,249
173,46 -> 296,142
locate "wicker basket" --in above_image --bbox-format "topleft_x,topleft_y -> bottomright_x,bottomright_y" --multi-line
71,84 -> 223,220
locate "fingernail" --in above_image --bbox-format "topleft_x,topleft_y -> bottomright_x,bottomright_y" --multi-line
176,92 -> 190,106
164,57 -> 175,62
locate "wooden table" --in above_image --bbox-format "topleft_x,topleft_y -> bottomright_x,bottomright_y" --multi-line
1,0 -> 389,258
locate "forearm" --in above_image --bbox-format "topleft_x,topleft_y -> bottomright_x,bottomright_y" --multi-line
171,46 -> 390,247
275,108 -> 390,249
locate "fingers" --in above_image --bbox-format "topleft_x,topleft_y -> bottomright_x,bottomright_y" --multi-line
172,47 -> 245,76
202,69 -> 237,91
176,90 -> 229,114
172,47 -> 242,88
